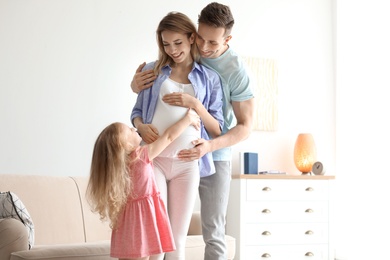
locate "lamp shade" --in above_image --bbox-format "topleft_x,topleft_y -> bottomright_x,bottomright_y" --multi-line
293,133 -> 317,174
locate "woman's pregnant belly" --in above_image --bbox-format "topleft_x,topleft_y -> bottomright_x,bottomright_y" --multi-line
152,103 -> 200,157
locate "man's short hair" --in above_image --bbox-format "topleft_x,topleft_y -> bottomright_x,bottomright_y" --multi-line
198,2 -> 235,36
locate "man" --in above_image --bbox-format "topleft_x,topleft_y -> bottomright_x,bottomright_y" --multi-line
131,3 -> 254,259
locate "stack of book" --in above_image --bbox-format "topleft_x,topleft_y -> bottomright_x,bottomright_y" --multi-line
240,152 -> 286,175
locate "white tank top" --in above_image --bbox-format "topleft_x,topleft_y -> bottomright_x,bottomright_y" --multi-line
151,78 -> 200,157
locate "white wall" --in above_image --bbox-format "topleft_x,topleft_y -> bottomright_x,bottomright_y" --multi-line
0,0 -> 335,177
231,0 -> 335,177
334,1 -> 390,259
0,0 -> 213,175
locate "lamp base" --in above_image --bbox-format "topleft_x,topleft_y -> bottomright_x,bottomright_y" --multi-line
301,172 -> 312,175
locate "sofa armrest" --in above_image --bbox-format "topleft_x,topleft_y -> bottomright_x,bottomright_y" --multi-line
188,211 -> 202,235
0,218 -> 29,260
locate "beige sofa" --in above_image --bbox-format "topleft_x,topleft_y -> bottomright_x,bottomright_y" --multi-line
0,174 -> 235,260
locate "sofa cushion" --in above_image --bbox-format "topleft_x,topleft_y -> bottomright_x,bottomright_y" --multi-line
226,235 -> 236,260
10,241 -> 115,260
185,235 -> 205,260
187,211 -> 202,235
186,211 -> 236,259
185,234 -> 236,260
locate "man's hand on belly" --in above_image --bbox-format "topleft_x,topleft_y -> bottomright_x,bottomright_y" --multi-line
177,138 -> 209,161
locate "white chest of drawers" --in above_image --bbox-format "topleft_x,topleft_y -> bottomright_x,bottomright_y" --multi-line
226,175 -> 334,260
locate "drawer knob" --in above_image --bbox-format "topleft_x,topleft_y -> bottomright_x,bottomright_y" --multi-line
305,252 -> 314,257
305,208 -> 314,213
261,253 -> 271,258
262,231 -> 271,236
305,230 -> 314,235
262,209 -> 271,214
262,186 -> 272,191
305,187 -> 314,192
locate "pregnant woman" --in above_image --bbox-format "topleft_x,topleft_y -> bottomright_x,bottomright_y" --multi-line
131,11 -> 223,260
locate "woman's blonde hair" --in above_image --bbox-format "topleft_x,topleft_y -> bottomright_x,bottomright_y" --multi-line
154,11 -> 200,74
86,123 -> 133,229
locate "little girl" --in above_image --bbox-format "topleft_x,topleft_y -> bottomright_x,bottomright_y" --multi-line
87,109 -> 200,260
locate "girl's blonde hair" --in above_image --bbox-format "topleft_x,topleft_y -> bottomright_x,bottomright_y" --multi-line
154,11 -> 200,75
86,123 -> 134,229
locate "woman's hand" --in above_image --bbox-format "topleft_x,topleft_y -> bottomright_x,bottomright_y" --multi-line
163,92 -> 197,109
137,123 -> 159,144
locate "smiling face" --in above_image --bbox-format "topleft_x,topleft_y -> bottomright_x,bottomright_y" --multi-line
161,30 -> 194,65
154,12 -> 200,73
196,23 -> 232,59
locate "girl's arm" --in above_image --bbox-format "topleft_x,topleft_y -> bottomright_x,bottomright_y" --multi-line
191,97 -> 221,138
147,109 -> 200,160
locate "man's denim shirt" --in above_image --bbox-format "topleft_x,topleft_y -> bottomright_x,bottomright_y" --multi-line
131,61 -> 224,177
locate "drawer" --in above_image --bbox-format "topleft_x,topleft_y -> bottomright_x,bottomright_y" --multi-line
245,200 -> 329,223
245,223 -> 329,245
245,244 -> 329,260
246,180 -> 329,201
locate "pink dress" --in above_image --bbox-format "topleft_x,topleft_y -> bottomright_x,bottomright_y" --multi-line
110,146 -> 175,258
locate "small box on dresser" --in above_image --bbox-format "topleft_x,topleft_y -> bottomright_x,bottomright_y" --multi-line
226,174 -> 335,260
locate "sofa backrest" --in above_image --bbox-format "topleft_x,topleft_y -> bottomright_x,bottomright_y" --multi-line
0,174 -> 111,245
71,176 -> 111,242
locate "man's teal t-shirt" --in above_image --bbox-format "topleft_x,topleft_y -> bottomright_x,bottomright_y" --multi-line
201,47 -> 254,161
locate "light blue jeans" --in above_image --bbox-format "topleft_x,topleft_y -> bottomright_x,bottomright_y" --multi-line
199,161 -> 231,260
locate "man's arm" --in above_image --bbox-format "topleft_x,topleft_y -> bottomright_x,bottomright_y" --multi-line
177,98 -> 254,160
130,62 -> 157,93
209,98 -> 254,151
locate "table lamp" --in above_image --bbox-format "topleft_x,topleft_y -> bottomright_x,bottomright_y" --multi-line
293,133 -> 317,174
